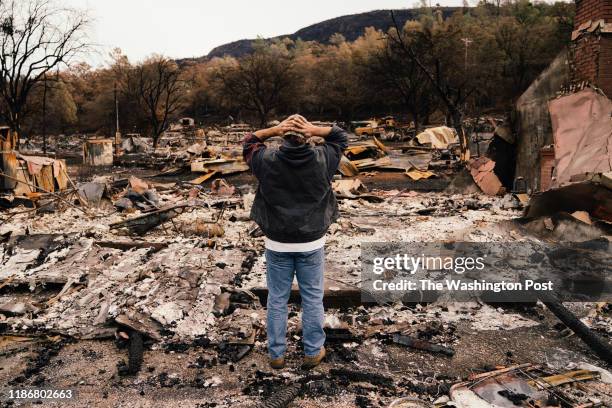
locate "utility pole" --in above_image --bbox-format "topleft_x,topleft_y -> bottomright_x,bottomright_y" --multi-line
42,74 -> 48,155
461,37 -> 472,72
461,37 -> 473,117
114,82 -> 121,155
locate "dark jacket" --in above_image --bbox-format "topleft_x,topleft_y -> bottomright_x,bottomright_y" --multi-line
243,125 -> 349,243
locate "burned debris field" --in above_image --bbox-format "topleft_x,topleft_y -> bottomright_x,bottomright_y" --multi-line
1,119 -> 611,407
0,0 -> 612,407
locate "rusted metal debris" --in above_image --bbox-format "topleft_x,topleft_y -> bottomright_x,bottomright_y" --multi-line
338,155 -> 359,176
468,157 -> 504,196
1,153 -> 68,195
450,363 -> 606,408
211,178 -> 235,196
548,88 -> 612,188
405,168 -> 436,180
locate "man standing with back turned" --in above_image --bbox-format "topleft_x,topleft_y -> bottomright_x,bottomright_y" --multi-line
243,114 -> 348,369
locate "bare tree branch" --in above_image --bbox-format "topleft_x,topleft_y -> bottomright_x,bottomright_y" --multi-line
0,0 -> 90,145
125,56 -> 184,147
387,11 -> 470,158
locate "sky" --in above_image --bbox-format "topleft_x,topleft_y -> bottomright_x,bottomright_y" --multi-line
64,0 -> 470,66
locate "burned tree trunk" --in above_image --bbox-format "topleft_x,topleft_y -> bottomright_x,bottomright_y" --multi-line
540,293 -> 612,365
388,11 -> 471,161
450,109 -> 469,160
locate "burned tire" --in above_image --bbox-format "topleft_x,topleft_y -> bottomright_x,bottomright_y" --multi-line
127,331 -> 144,374
258,383 -> 301,408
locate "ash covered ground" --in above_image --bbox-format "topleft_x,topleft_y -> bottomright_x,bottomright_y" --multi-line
0,141 -> 611,408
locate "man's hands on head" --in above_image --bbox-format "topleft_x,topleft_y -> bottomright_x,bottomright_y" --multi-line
276,116 -> 298,135
254,116 -> 298,140
253,114 -> 332,141
289,115 -> 332,138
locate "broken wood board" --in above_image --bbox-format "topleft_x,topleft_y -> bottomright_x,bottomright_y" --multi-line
351,156 -> 392,169
339,155 -> 359,176
406,169 -> 436,181
190,170 -> 218,184
528,369 -> 599,388
190,158 -> 248,175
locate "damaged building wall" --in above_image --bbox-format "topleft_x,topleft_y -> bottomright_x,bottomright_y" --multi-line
514,50 -> 570,192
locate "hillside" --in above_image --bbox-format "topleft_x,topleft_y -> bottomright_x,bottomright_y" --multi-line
203,7 -> 460,60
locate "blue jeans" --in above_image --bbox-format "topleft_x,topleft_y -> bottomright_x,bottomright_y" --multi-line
265,247 -> 326,359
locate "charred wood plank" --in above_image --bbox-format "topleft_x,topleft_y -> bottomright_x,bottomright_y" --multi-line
392,333 -> 455,357
109,204 -> 189,235
95,241 -> 168,252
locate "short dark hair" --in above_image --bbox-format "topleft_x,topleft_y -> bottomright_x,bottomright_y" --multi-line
283,131 -> 306,145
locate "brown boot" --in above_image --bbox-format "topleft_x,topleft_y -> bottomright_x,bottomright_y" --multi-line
302,347 -> 326,369
270,356 -> 285,370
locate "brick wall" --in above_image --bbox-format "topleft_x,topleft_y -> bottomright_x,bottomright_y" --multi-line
540,146 -> 555,192
575,0 -> 612,28
599,36 -> 612,97
571,36 -> 600,83
571,0 -> 612,97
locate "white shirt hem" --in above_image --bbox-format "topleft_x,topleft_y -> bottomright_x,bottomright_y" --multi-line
264,236 -> 326,252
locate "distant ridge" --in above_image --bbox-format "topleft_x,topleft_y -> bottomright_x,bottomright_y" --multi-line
179,7 -> 461,63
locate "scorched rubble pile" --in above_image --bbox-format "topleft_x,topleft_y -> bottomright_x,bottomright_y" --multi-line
0,117 -> 611,407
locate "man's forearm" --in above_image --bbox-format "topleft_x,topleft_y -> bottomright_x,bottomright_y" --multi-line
254,122 -> 332,139
254,126 -> 280,141
313,126 -> 332,138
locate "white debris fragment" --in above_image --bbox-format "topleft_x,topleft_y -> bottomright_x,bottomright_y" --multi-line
151,302 -> 184,325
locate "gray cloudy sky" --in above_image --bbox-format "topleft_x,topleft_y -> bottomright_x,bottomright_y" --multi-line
65,0 -> 471,66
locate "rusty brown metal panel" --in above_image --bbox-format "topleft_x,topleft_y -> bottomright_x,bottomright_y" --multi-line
0,151 -> 18,190
13,165 -> 34,196
548,88 -> 612,188
0,128 -> 16,151
35,164 -> 55,192
52,160 -> 69,190
468,157 -> 503,195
